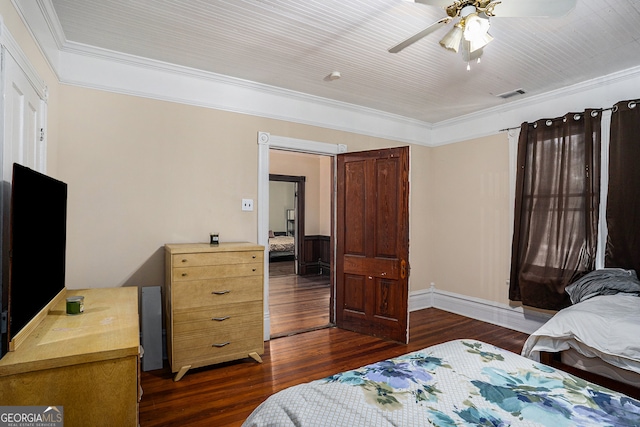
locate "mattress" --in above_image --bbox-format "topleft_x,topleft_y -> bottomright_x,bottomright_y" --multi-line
268,235 -> 294,253
522,294 -> 640,375
560,347 -> 640,388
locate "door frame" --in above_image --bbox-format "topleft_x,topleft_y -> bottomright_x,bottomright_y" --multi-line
269,174 -> 305,274
257,132 -> 346,341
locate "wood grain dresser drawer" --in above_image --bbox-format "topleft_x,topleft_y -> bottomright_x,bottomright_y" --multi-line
172,251 -> 262,267
172,262 -> 262,282
165,242 -> 265,381
172,277 -> 263,309
173,301 -> 263,334
172,326 -> 263,370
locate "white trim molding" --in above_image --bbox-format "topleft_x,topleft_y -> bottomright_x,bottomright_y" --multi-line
0,16 -> 49,173
409,284 -> 552,335
257,132 -> 344,341
431,66 -> 640,146
0,15 -> 48,100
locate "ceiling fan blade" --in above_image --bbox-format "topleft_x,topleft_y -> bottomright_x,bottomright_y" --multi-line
412,0 -> 452,6
492,0 -> 577,18
389,17 -> 451,53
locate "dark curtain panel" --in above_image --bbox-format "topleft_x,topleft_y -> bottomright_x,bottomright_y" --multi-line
510,111 -> 601,310
606,100 -> 640,274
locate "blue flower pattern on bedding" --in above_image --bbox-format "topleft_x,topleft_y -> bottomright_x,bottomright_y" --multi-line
321,341 -> 640,427
324,355 -> 446,409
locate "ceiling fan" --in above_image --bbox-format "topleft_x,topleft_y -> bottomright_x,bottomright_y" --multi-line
390,0 -> 577,64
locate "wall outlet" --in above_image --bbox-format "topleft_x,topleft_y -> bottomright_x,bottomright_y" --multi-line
242,198 -> 254,211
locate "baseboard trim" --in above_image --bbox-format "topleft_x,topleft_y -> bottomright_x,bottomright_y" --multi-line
263,313 -> 271,341
410,285 -> 552,335
262,285 -> 552,341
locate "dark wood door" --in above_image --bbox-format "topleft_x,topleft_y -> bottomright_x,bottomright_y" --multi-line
336,146 -> 410,343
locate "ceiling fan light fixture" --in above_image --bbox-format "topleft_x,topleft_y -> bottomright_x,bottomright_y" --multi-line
461,41 -> 484,63
392,0 -> 580,66
463,13 -> 490,40
468,31 -> 493,52
460,4 -> 477,18
439,23 -> 463,52
462,12 -> 492,52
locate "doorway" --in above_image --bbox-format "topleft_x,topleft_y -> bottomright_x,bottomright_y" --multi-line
257,134 -> 410,344
268,151 -> 332,338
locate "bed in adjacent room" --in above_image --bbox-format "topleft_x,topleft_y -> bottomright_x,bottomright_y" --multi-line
268,231 -> 295,261
521,268 -> 640,399
243,339 -> 640,427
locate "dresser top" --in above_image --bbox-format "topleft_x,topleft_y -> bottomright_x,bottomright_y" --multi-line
165,242 -> 264,254
0,287 -> 139,376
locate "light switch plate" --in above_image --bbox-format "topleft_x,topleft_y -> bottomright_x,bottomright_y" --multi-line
242,198 -> 254,211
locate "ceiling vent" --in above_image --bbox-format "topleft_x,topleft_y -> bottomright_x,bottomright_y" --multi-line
496,88 -> 526,99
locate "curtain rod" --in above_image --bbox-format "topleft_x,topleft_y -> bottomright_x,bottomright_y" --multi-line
499,98 -> 639,133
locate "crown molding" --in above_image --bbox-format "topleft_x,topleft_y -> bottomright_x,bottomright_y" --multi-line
12,1 -> 432,146
431,65 -> 640,146
12,0 -> 640,148
57,44 -> 432,144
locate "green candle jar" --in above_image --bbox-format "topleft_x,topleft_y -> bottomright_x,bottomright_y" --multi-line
66,296 -> 84,315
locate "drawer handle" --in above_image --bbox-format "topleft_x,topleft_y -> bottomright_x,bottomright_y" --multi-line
212,342 -> 231,348
252,268 -> 256,272
181,273 -> 188,277
212,316 -> 230,321
252,255 -> 256,259
211,290 -> 230,295
181,259 -> 188,263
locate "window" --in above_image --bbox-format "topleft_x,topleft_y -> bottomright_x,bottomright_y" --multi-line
509,111 -> 601,310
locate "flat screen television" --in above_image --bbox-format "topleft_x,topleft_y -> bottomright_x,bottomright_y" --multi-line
7,163 -> 67,348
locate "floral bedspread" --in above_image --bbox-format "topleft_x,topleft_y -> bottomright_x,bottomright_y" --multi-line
243,339 -> 640,427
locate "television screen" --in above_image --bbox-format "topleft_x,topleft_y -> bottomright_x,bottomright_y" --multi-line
8,163 -> 67,343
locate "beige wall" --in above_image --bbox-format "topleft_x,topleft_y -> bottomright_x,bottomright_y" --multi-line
58,88 -> 259,288
56,85 -> 432,291
427,134 -> 512,305
318,156 -> 332,236
268,180 -> 295,233
269,150 -> 331,236
3,1 -> 515,307
409,145 -> 432,293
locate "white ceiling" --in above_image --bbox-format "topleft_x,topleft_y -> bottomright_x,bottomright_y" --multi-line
26,0 -> 640,123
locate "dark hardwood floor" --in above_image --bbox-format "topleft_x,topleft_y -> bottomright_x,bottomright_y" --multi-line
139,308 -> 529,427
268,259 -> 295,277
268,261 -> 331,338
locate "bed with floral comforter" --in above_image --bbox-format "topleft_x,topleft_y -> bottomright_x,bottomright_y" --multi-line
243,339 -> 640,426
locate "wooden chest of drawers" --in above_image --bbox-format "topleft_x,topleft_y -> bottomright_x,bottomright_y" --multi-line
165,242 -> 264,381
